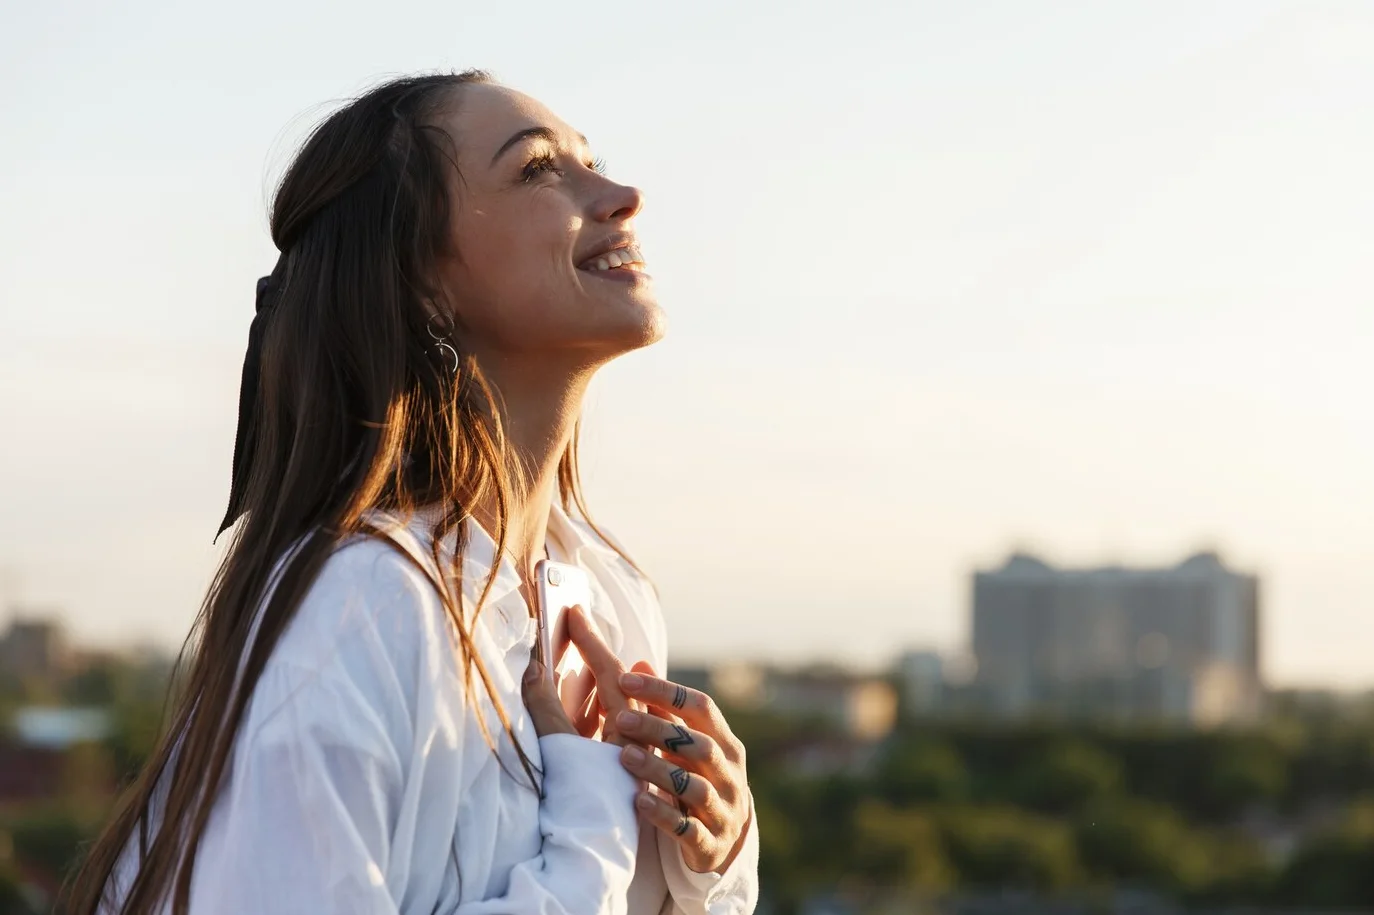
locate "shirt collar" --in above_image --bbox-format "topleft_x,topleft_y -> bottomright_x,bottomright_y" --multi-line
365,502 -> 626,652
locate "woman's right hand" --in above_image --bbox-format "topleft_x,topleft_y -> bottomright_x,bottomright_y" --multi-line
522,605 -> 634,747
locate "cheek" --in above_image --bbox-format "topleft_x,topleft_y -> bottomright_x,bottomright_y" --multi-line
449,207 -> 577,340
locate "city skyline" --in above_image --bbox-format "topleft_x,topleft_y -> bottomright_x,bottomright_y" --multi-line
2,1 -> 1372,687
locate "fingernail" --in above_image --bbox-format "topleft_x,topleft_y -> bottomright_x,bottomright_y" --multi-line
616,710 -> 637,730
623,746 -> 646,765
620,673 -> 644,691
636,793 -> 656,810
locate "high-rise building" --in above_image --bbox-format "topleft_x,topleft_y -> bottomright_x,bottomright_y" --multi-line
971,552 -> 1262,725
0,614 -> 74,682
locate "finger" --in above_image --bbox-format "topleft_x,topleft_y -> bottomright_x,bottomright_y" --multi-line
572,684 -> 600,738
620,745 -> 719,818
618,673 -> 723,731
522,658 -> 574,738
614,710 -> 718,767
634,791 -> 713,863
566,605 -> 629,717
627,661 -> 666,718
558,663 -> 596,722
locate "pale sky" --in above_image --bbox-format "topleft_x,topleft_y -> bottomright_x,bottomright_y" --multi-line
1,1 -> 1371,687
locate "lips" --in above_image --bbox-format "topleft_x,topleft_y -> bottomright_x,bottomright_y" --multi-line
577,244 -> 646,273
575,231 -> 648,273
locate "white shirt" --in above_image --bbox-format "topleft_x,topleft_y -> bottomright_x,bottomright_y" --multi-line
106,504 -> 759,915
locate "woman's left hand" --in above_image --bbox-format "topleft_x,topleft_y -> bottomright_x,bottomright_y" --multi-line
614,665 -> 752,875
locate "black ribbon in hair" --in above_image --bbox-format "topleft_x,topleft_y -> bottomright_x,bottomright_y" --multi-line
215,273 -> 277,540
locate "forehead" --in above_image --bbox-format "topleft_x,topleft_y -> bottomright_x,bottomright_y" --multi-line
447,83 -> 582,156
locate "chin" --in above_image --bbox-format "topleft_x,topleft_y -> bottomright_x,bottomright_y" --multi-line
595,288 -> 667,351
596,307 -> 667,359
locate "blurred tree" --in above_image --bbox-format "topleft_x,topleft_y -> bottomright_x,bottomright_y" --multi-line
60,664 -> 123,708
850,802 -> 953,891
874,738 -> 969,805
1010,740 -> 1122,815
0,862 -> 37,915
1275,818 -> 1374,907
1073,798 -> 1246,895
8,809 -> 91,889
934,806 -> 1083,891
1195,735 -> 1288,821
106,695 -> 168,780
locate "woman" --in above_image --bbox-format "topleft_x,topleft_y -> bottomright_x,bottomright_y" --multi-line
67,70 -> 757,915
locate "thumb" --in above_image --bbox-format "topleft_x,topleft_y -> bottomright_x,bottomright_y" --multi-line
522,657 -> 575,738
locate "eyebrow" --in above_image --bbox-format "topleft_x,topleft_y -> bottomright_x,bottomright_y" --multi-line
491,126 -> 590,166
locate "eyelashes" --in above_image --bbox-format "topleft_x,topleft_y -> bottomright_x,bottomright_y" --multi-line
522,153 -> 608,182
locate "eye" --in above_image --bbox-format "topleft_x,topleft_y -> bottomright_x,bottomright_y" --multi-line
521,153 -> 564,182
588,157 -> 607,175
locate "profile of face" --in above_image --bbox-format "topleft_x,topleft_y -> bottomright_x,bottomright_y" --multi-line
435,83 -> 664,368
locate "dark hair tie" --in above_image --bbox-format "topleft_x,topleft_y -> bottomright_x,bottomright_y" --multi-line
215,273 -> 277,540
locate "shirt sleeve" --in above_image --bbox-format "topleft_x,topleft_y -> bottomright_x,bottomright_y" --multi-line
463,735 -> 640,915
657,796 -> 760,915
184,540 -> 641,915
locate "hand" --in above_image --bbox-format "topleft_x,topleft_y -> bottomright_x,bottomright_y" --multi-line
614,667 -> 752,875
523,605 -> 636,746
521,651 -> 577,738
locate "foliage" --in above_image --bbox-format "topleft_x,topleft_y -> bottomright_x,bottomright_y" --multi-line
4,808 -> 96,886
873,738 -> 969,805
741,713 -> 1374,908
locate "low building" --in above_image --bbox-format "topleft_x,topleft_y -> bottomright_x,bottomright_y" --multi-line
896,650 -> 945,717
763,668 -> 898,741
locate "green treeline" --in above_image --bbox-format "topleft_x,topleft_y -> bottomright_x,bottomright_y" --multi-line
734,705 -> 1374,912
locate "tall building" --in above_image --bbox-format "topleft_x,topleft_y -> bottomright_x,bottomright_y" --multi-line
0,614 -> 74,682
971,552 -> 1262,725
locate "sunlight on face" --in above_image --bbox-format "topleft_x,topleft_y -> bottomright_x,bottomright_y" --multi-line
436,83 -> 665,365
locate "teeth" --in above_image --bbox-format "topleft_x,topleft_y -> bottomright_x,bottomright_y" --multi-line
584,245 -> 645,271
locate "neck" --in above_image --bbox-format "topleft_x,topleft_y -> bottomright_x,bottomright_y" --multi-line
470,354 -> 595,577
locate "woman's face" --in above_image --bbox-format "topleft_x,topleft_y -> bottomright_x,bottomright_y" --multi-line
436,83 -> 663,365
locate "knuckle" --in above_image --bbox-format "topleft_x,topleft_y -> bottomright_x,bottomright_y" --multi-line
724,733 -> 747,765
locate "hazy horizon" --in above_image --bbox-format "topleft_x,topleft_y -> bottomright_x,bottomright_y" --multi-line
2,1 -> 1371,687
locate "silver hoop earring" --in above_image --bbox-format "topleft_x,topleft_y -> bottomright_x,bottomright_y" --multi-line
426,314 -> 460,376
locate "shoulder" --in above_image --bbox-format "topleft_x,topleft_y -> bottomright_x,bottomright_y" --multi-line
277,532 -> 450,666
244,532 -> 456,741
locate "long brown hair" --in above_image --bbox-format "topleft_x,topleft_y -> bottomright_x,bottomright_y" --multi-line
67,70 -> 626,915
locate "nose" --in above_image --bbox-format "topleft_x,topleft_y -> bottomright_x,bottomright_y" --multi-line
593,180 -> 644,223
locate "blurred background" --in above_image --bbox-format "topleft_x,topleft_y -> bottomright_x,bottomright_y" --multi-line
1,0 -> 1372,912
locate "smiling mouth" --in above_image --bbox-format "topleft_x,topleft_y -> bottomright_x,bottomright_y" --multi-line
577,244 -> 647,273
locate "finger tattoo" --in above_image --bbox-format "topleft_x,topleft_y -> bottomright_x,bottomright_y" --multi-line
672,684 -> 688,709
674,816 -> 690,837
670,767 -> 691,796
664,724 -> 695,753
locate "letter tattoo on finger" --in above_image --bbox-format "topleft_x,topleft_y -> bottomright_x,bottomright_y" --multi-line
672,684 -> 688,709
670,767 -> 690,796
664,724 -> 695,754
674,816 -> 690,836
